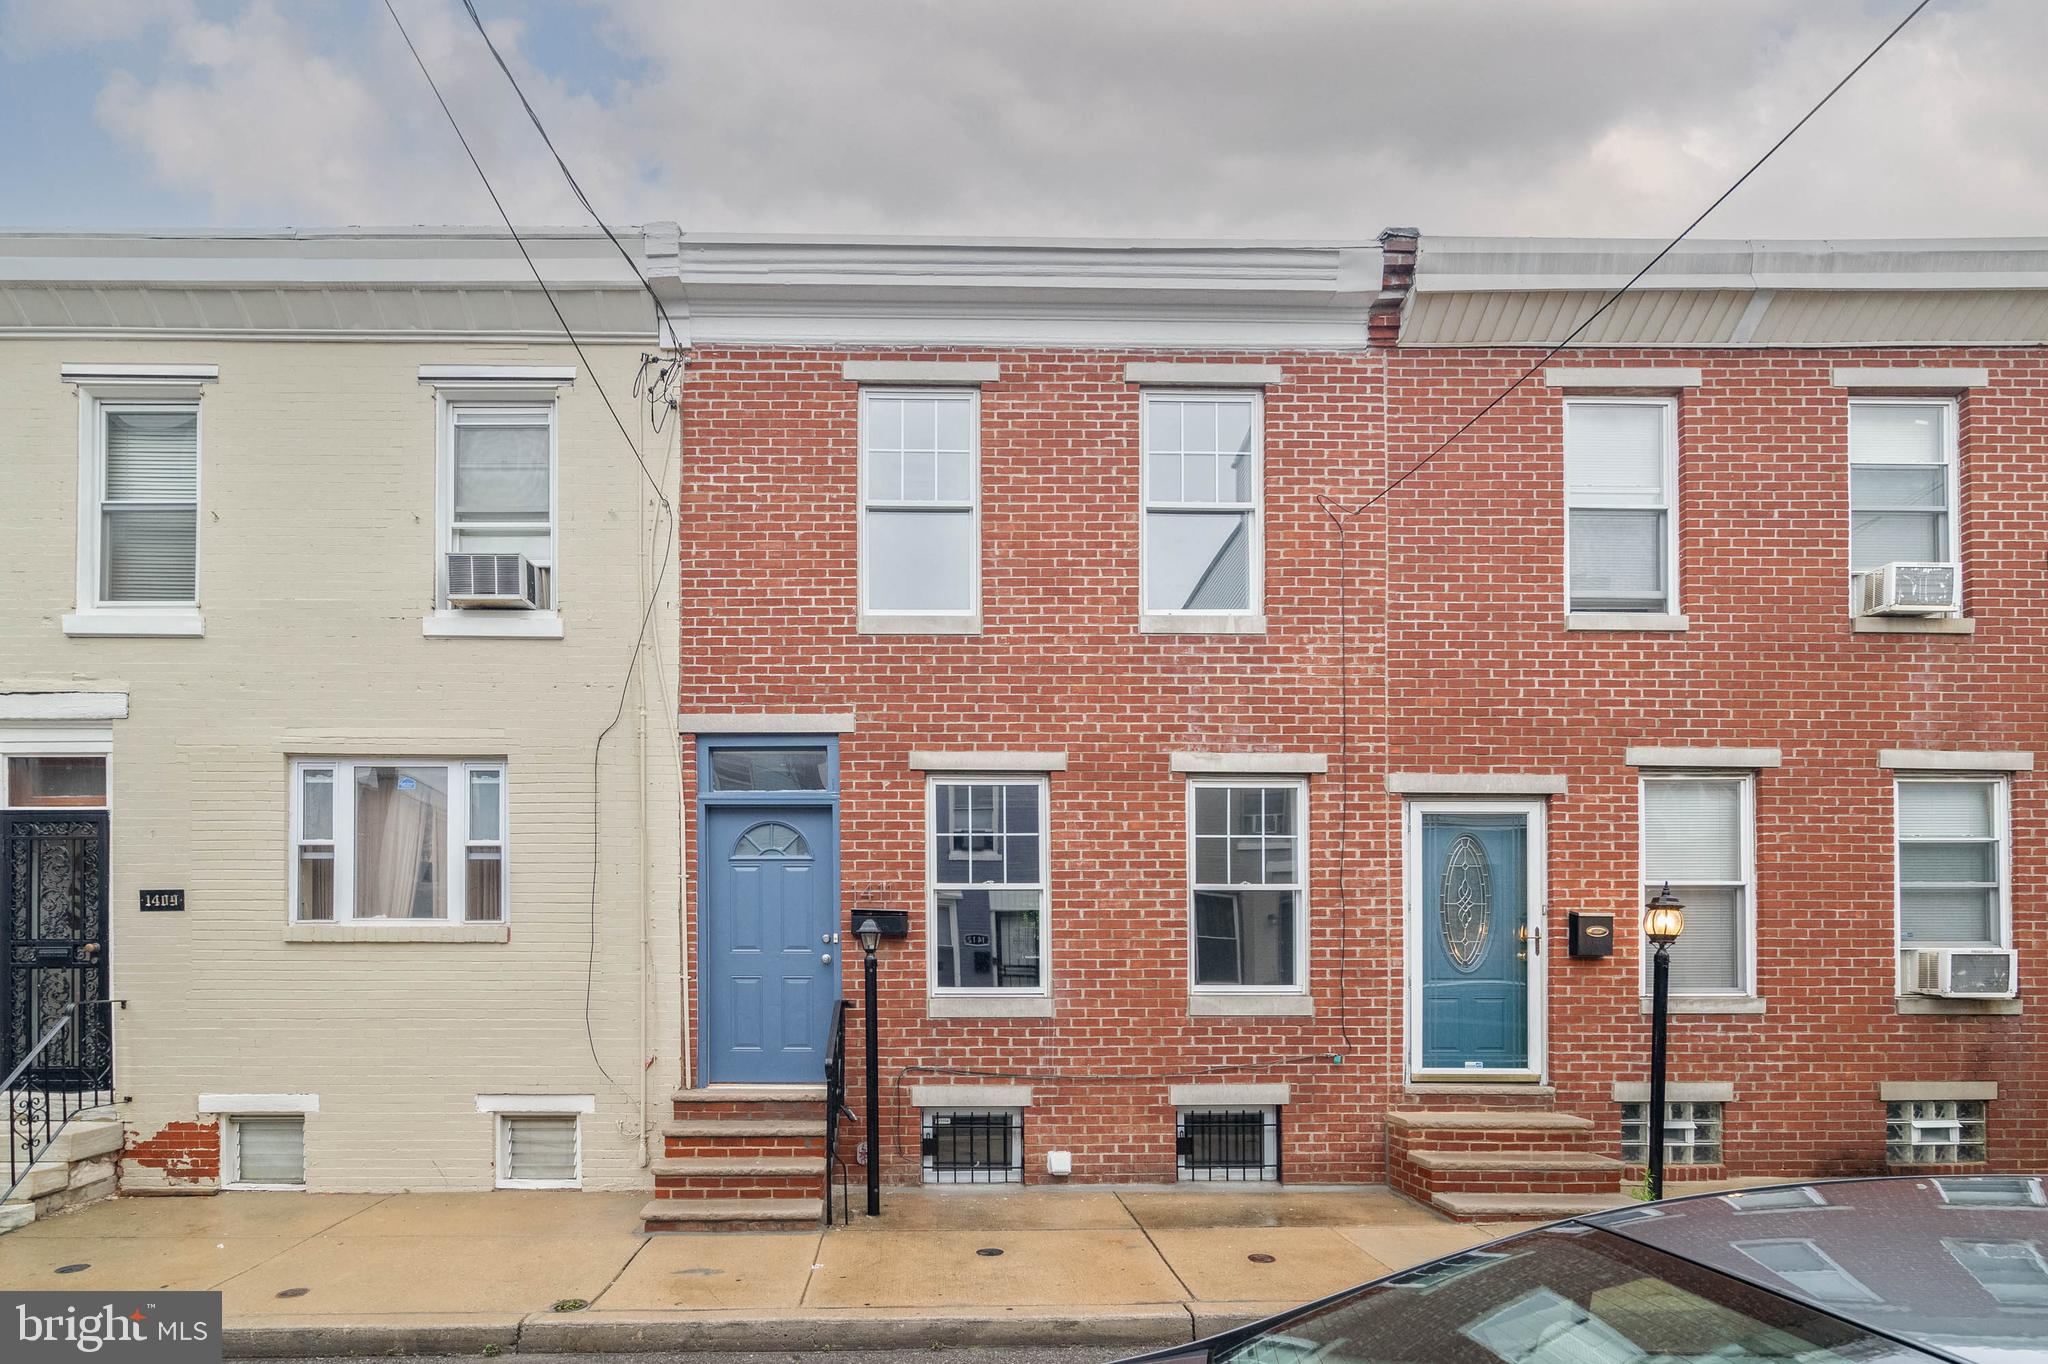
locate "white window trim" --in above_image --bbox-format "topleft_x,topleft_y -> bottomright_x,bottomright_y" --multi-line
926,773 -> 1050,998
858,386 -> 982,628
1848,396 -> 1962,617
1140,388 -> 1265,627
494,1111 -> 583,1190
1638,772 -> 1757,1000
1174,1104 -> 1280,1183
1187,776 -> 1309,996
431,392 -> 561,621
1894,775 -> 2011,973
221,1114 -> 307,1193
1562,396 -> 1679,617
66,380 -> 207,637
920,1106 -> 1024,1185
288,758 -> 509,926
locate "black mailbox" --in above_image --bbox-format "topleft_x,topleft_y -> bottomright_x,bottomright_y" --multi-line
852,909 -> 911,940
1567,911 -> 1615,958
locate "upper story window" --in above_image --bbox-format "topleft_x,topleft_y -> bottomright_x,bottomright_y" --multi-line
1564,398 -> 1676,614
1142,392 -> 1262,619
929,777 -> 1045,993
1850,398 -> 1958,594
1896,777 -> 2006,950
292,759 -> 506,924
1190,780 -> 1305,992
860,389 -> 978,620
1641,774 -> 1753,996
441,402 -> 555,607
90,402 -> 200,609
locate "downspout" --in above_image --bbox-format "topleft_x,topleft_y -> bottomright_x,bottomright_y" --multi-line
637,366 -> 654,1171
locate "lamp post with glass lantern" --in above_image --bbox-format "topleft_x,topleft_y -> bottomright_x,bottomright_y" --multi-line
1643,885 -> 1686,1202
855,917 -> 883,1217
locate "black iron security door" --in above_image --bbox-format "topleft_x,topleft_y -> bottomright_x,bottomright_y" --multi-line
0,814 -> 111,1088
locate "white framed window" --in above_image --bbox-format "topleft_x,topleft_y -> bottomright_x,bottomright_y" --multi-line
87,399 -> 201,609
290,759 -> 507,924
1189,779 -> 1306,992
1947,1240 -> 2048,1307
921,1108 -> 1022,1184
929,777 -> 1047,993
225,1116 -> 305,1190
1935,1176 -> 2043,1208
439,400 -> 556,608
497,1114 -> 580,1188
1142,390 -> 1262,619
1564,397 -> 1677,614
1732,1240 -> 1880,1305
1176,1106 -> 1280,1182
860,388 -> 979,620
1887,1098 -> 1987,1165
1,754 -> 108,809
1896,777 -> 2007,951
1640,774 -> 1754,996
1620,1101 -> 1723,1167
1849,398 -> 1960,607
1727,1186 -> 1829,1213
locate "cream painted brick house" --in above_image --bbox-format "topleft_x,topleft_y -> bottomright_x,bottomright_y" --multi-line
0,228 -> 682,1195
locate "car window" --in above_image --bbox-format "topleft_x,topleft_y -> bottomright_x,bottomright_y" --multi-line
1213,1227 -> 1943,1364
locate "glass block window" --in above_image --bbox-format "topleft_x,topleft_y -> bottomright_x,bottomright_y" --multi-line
922,1109 -> 1022,1184
1176,1107 -> 1280,1182
1620,1100 -> 1723,1166
1887,1098 -> 1987,1165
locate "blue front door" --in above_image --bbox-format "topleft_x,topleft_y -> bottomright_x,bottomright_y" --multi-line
704,806 -> 837,1083
1419,811 -> 1532,1072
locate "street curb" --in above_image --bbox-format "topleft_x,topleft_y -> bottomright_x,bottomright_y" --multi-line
223,1314 -> 524,1358
519,1304 -> 1198,1353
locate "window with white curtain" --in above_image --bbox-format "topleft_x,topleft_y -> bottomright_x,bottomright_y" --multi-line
861,389 -> 978,617
1897,778 -> 2005,949
291,759 -> 506,923
1850,399 -> 1957,586
443,402 -> 554,606
1641,775 -> 1753,995
95,403 -> 200,605
1143,391 -> 1262,616
1565,398 -> 1676,613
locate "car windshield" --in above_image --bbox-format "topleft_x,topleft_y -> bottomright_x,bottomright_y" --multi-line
1212,1225 -> 1944,1364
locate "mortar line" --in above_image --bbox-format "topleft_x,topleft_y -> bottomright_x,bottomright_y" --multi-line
1117,1190 -> 1197,1302
205,1192 -> 399,1291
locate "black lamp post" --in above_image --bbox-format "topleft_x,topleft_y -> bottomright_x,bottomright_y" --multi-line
855,917 -> 883,1217
1643,884 -> 1686,1202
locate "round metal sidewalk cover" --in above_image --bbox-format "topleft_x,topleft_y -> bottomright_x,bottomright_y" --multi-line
976,1247 -> 1003,1257
1248,1253 -> 1276,1263
276,1288 -> 309,1299
55,1263 -> 89,1274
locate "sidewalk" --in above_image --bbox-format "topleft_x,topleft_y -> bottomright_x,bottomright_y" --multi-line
0,1186 -> 1517,1355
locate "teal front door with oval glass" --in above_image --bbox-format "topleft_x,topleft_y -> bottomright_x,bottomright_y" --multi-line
703,805 -> 838,1084
1415,808 -> 1538,1074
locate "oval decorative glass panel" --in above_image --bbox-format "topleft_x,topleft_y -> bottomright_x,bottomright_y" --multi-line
1439,834 -> 1492,972
734,822 -> 811,859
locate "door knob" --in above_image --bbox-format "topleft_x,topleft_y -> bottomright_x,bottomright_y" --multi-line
821,954 -> 833,966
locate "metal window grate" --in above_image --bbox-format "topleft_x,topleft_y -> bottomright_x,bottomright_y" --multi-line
922,1109 -> 1022,1184
1887,1099 -> 1987,1165
1620,1101 -> 1723,1166
1177,1107 -> 1280,1182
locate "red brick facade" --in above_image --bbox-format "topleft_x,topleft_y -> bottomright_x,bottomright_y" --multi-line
678,331 -> 2045,1189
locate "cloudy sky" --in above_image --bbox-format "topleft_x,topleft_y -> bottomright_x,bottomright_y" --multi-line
0,0 -> 2037,241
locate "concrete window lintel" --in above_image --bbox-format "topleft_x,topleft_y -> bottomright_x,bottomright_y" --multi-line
1168,1082 -> 1290,1107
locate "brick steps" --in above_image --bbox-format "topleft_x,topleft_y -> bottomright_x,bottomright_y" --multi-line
1388,1106 -> 1625,1220
1430,1190 -> 1638,1220
644,1088 -> 831,1230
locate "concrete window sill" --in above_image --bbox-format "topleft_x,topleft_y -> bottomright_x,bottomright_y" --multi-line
63,609 -> 204,638
286,922 -> 510,943
1141,613 -> 1267,636
422,610 -> 563,639
1639,995 -> 1767,1015
926,994 -> 1054,1019
1896,994 -> 2021,1016
1854,616 -> 1976,635
1568,612 -> 1689,632
1188,993 -> 1314,1017
859,613 -> 981,636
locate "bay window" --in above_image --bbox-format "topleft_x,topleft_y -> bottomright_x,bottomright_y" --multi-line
291,759 -> 507,923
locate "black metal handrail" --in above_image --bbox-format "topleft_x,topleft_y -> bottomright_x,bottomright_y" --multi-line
820,998 -> 855,1225
6,1000 -> 121,1202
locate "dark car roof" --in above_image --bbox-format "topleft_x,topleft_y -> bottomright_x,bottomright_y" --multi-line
1578,1175 -> 2048,1364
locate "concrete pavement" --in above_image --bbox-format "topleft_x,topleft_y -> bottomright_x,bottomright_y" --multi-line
0,1186 -> 1516,1355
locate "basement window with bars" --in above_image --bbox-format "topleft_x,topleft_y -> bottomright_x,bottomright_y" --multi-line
1887,1098 -> 1987,1165
921,1109 -> 1022,1184
497,1114 -> 581,1188
1620,1101 -> 1723,1167
1176,1107 -> 1280,1182
227,1116 -> 305,1190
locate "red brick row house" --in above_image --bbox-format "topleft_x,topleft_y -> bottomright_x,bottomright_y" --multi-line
649,230 -> 2048,1226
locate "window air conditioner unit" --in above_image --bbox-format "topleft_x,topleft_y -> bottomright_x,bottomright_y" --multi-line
1860,562 -> 1958,616
1908,947 -> 2017,1000
446,553 -> 547,610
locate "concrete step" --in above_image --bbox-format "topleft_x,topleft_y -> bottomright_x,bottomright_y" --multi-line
652,1156 -> 825,1201
665,1120 -> 826,1138
654,1157 -> 823,1177
639,1197 -> 822,1233
46,1121 -> 123,1163
0,1202 -> 33,1236
1430,1190 -> 1637,1222
663,1119 -> 827,1159
4,1160 -> 68,1203
672,1086 -> 825,1104
1407,1150 -> 1623,1173
1387,1109 -> 1596,1133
